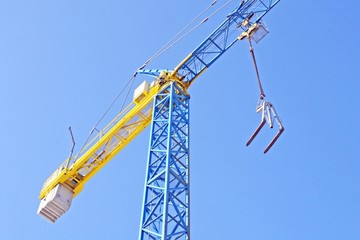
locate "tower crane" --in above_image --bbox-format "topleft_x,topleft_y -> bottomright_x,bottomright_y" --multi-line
38,1 -> 283,239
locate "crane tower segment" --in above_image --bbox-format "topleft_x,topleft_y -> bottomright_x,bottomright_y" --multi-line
139,82 -> 190,239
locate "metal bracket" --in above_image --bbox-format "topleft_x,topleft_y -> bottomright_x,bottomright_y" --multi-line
246,98 -> 284,153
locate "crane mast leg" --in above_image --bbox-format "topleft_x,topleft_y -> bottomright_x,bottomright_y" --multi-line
139,82 -> 190,240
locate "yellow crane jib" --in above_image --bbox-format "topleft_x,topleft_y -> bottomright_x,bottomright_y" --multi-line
37,81 -> 170,222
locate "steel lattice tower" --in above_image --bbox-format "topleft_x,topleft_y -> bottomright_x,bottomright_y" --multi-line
139,82 -> 190,240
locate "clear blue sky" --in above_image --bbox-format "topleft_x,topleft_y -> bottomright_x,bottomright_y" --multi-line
1,1 -> 359,239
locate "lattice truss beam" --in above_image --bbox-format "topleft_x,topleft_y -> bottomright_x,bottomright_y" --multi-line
140,82 -> 190,240
177,0 -> 280,85
136,1 -> 280,87
40,84 -> 164,199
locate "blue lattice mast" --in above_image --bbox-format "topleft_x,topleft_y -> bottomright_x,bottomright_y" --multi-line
139,82 -> 190,240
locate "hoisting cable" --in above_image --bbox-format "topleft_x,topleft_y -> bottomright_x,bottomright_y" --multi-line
248,37 -> 265,100
138,0 -> 234,71
74,74 -> 137,161
139,0 -> 218,70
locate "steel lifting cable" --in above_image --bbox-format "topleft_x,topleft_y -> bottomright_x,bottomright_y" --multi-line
248,37 -> 266,99
74,74 -> 136,160
139,0 -> 218,69
138,0 -> 235,70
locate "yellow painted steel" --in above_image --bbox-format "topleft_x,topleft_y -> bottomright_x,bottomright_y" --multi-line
187,67 -> 207,87
172,53 -> 192,76
39,82 -> 171,200
237,23 -> 259,40
168,53 -> 208,90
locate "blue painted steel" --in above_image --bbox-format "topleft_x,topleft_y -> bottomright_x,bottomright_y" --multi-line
136,69 -> 169,78
139,82 -> 190,240
137,0 -> 280,84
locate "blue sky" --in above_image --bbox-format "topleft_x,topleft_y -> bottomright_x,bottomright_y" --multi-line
1,1 -> 360,239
